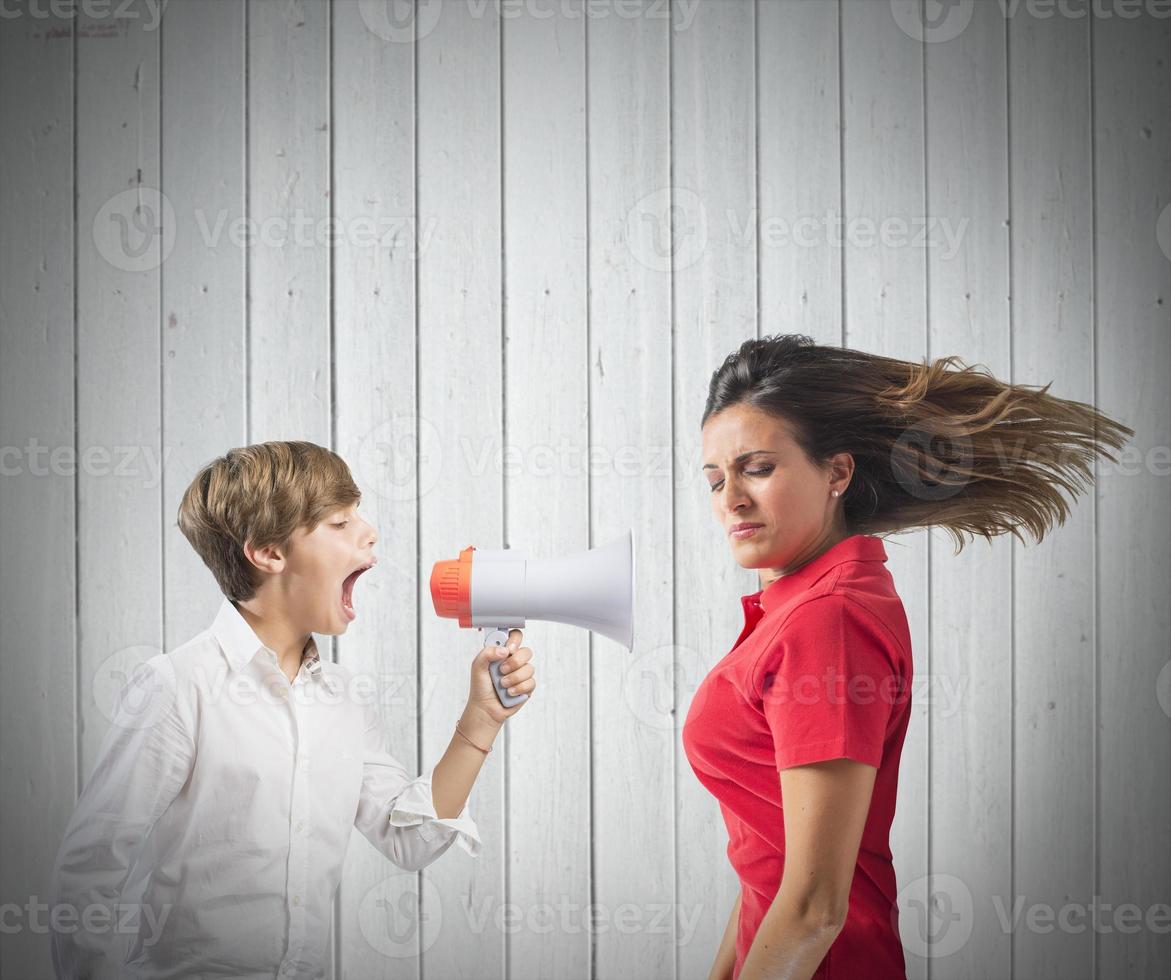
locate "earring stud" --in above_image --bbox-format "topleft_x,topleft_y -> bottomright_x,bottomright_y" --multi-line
831,490 -> 840,497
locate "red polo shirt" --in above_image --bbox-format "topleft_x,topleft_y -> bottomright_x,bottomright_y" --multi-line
682,534 -> 912,979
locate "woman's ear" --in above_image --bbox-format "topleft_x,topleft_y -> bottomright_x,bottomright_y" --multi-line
829,452 -> 854,491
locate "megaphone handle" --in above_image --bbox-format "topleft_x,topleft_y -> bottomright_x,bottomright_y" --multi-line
482,627 -> 530,708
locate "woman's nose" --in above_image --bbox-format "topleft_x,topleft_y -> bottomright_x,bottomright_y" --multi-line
723,478 -> 750,512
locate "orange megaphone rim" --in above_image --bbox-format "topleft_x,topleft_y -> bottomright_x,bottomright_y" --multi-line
429,545 -> 476,627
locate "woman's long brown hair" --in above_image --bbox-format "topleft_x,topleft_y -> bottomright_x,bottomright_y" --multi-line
702,335 -> 1135,552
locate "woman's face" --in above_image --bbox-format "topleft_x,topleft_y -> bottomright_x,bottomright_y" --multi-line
701,403 -> 852,575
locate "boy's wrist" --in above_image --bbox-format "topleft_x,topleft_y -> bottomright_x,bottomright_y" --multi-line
459,704 -> 503,745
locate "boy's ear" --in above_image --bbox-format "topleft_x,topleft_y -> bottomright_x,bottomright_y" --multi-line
243,539 -> 285,575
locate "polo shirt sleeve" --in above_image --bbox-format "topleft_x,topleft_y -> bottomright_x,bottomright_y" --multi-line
752,594 -> 905,771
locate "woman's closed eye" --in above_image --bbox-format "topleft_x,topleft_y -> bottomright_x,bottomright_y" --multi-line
708,465 -> 774,493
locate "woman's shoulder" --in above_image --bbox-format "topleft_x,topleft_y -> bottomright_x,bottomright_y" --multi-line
747,582 -> 912,694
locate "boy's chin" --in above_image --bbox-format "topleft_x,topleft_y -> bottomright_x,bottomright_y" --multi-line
317,601 -> 354,635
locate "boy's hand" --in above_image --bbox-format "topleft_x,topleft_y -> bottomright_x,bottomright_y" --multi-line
466,629 -> 537,728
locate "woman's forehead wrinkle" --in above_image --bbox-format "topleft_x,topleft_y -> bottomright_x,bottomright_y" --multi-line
703,412 -> 791,466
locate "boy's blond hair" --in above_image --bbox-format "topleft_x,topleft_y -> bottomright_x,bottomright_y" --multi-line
177,440 -> 361,602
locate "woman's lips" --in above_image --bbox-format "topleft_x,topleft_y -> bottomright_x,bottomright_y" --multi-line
730,523 -> 764,540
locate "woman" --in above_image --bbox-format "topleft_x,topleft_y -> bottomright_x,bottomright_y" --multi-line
681,335 -> 1133,980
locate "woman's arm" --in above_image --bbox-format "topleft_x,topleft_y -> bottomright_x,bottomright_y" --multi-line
738,758 -> 877,980
707,888 -> 742,980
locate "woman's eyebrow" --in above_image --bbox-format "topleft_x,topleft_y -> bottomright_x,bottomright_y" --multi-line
702,450 -> 777,470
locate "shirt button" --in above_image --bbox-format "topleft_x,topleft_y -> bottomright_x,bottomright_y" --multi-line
295,820 -> 305,833
293,895 -> 301,906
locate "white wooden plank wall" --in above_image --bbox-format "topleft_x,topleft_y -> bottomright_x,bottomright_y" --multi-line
0,2 -> 1167,979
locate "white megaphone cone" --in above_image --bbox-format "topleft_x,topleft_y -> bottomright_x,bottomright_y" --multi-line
429,531 -> 635,707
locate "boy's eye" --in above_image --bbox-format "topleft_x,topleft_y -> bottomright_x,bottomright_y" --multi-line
333,520 -> 349,528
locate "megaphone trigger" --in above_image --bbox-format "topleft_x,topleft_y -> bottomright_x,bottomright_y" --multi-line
482,628 -> 511,649
481,627 -> 529,708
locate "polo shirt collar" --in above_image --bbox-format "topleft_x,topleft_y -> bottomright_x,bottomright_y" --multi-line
211,597 -> 337,691
755,534 -> 888,613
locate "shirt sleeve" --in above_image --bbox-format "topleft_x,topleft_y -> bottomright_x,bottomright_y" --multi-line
50,654 -> 195,980
352,698 -> 482,871
752,594 -> 906,771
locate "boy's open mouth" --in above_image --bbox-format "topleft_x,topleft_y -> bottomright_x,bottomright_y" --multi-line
340,560 -> 375,620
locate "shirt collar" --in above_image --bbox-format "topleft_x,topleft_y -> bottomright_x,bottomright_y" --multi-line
753,534 -> 888,613
211,597 -> 338,691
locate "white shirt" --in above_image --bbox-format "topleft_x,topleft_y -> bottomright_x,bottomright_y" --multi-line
50,597 -> 481,979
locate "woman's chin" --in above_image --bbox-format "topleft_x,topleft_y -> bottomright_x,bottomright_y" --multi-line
729,540 -> 772,568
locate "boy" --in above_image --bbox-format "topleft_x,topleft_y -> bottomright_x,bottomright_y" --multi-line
49,440 -> 536,978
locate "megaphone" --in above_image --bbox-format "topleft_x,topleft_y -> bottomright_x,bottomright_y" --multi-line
429,531 -> 635,707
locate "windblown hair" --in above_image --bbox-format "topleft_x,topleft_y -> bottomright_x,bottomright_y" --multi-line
177,440 -> 361,601
702,335 -> 1135,551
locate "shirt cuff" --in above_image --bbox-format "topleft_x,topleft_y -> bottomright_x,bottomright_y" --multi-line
387,769 -> 482,858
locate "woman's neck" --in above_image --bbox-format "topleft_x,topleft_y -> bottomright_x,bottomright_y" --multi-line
758,527 -> 851,590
